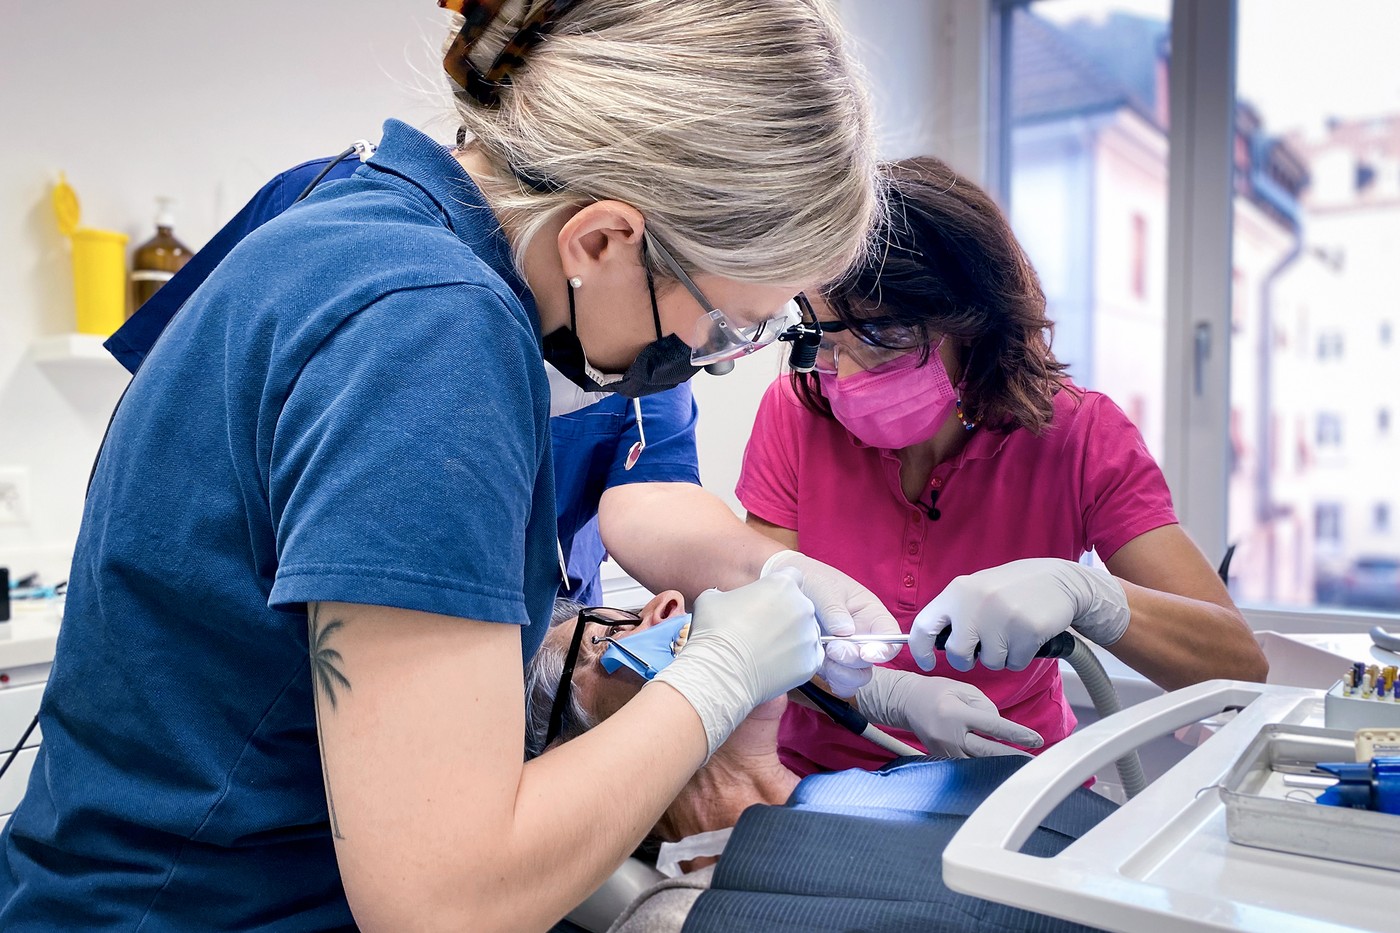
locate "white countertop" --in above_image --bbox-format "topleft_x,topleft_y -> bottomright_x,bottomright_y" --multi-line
0,602 -> 63,671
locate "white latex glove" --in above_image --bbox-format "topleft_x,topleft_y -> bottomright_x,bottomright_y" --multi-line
762,550 -> 901,697
855,667 -> 1044,758
911,558 -> 1130,673
653,568 -> 822,757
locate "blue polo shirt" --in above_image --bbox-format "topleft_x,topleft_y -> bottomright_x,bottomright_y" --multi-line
106,150 -> 702,607
0,120 -> 563,930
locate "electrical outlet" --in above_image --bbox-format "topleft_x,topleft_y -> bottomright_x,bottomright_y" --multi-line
0,467 -> 31,526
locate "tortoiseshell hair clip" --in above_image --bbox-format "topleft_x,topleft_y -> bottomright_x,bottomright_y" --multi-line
439,0 -> 583,107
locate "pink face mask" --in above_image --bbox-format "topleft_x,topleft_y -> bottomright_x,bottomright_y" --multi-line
818,345 -> 957,449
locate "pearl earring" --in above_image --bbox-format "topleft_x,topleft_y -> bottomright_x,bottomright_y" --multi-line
568,276 -> 583,289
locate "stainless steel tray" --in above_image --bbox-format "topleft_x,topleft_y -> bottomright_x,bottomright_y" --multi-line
1218,723 -> 1400,872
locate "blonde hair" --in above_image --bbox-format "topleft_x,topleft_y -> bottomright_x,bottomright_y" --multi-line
446,0 -> 880,287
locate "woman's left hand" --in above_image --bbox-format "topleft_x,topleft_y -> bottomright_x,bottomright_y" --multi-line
763,550 -> 902,696
910,557 -> 1131,672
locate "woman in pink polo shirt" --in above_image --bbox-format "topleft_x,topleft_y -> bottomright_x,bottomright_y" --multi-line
739,157 -> 1269,775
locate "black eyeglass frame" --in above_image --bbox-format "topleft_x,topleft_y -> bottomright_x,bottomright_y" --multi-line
544,606 -> 643,746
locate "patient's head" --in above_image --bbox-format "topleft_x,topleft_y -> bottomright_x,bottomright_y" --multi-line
524,590 -> 689,758
526,592 -> 800,860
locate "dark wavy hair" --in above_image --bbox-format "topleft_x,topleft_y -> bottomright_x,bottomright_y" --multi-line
796,156 -> 1072,434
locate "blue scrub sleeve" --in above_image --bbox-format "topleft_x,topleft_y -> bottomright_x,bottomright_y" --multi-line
267,283 -> 546,625
604,383 -> 702,488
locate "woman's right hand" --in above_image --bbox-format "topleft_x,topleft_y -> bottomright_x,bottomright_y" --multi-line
856,667 -> 1044,758
652,568 -> 821,756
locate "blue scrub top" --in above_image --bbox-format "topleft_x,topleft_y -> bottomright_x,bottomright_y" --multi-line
106,151 -> 701,607
0,120 -> 591,930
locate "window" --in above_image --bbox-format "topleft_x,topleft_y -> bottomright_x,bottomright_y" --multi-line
990,0 -> 1400,619
1356,161 -> 1377,192
1316,413 -> 1343,447
1315,502 -> 1342,544
1375,502 -> 1392,534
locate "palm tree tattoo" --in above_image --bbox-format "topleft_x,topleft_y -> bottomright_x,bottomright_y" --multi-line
309,604 -> 351,839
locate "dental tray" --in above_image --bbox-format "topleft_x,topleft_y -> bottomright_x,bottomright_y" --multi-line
1218,723 -> 1400,873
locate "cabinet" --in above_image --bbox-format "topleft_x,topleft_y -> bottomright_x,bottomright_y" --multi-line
0,611 -> 61,830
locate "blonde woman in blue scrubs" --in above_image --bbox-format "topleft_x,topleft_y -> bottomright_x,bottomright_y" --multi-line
0,3 -> 898,931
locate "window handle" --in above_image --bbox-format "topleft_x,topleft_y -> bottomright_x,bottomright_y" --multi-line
1193,321 -> 1212,396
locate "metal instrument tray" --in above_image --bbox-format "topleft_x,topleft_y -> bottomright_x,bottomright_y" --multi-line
1218,723 -> 1400,872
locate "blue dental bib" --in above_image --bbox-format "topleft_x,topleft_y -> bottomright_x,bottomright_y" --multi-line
600,614 -> 692,680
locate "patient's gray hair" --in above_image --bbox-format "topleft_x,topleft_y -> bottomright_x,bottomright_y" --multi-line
524,598 -> 597,759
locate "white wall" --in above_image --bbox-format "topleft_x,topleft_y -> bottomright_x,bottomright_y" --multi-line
697,0 -> 983,508
1,0 -> 446,580
838,0 -> 988,181
0,1 -> 961,576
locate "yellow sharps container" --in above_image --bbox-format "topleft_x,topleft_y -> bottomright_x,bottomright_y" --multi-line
71,227 -> 130,335
53,173 -> 130,336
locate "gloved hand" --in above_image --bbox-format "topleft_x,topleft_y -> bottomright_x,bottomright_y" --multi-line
653,568 -> 822,757
855,667 -> 1044,757
762,550 -> 901,697
911,558 -> 1130,673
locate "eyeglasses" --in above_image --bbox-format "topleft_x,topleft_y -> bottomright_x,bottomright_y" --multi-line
545,606 -> 643,746
644,234 -> 803,367
813,318 -> 928,375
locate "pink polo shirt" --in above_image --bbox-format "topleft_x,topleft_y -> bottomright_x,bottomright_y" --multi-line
737,377 -> 1178,775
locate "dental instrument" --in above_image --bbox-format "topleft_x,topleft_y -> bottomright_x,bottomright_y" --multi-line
821,627 -> 1078,660
597,614 -> 925,757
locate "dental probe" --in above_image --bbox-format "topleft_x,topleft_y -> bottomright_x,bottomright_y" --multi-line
821,628 -> 1079,659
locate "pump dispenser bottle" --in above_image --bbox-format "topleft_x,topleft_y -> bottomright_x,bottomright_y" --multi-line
131,196 -> 191,313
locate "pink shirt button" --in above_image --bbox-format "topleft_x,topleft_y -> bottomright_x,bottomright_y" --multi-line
908,543 -> 919,556
902,573 -> 915,587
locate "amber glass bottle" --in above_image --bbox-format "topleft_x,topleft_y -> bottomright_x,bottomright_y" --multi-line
130,197 -> 192,314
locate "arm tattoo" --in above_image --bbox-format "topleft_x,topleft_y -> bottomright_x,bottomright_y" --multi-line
310,604 -> 352,708
309,603 -> 351,839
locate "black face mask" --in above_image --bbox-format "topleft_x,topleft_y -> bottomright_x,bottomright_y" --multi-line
542,328 -> 699,399
541,247 -> 702,399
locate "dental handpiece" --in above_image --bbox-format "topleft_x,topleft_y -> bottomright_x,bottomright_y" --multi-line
821,627 -> 1077,660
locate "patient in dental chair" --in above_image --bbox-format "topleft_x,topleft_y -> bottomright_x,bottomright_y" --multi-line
526,592 -> 796,875
526,596 -> 1115,933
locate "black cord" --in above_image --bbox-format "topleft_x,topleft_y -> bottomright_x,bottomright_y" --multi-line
0,714 -> 39,781
294,146 -> 358,203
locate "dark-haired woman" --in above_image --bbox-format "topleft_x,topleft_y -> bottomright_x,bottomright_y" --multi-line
738,156 -> 1268,775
